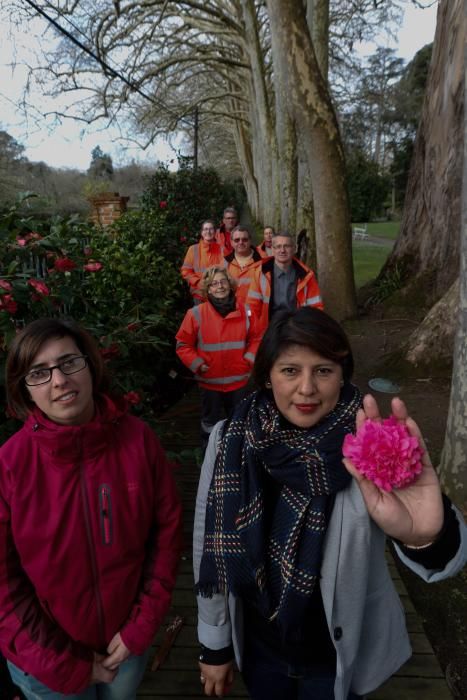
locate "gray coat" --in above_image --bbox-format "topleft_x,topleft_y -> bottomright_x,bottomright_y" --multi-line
194,421 -> 467,700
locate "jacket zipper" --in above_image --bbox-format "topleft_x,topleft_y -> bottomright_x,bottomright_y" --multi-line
99,485 -> 113,546
79,448 -> 106,649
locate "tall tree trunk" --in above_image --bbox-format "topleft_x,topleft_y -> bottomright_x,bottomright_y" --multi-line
379,0 -> 464,306
438,43 -> 467,512
266,0 -> 356,319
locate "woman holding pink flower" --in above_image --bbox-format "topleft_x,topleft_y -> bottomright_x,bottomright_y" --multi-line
194,307 -> 466,700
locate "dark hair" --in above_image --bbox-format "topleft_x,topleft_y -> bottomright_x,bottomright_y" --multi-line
253,307 -> 354,389
231,225 -> 251,239
6,318 -> 110,420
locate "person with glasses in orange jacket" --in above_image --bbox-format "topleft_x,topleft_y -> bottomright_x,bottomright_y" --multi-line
247,232 -> 323,335
176,266 -> 261,449
215,207 -> 238,256
224,226 -> 262,304
181,220 -> 226,304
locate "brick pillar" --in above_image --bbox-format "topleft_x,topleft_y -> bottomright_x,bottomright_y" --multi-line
88,192 -> 130,227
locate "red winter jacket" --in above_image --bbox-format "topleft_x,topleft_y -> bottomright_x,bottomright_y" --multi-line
0,396 -> 182,694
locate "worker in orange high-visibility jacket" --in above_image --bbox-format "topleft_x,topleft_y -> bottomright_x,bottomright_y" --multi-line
247,232 -> 323,335
256,225 -> 274,258
215,206 -> 238,256
224,225 -> 262,304
176,266 -> 261,449
181,220 -> 226,303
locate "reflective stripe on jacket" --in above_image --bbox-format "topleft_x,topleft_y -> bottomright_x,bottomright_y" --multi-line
180,240 -> 225,300
247,257 -> 323,333
224,249 -> 262,304
175,300 -> 261,392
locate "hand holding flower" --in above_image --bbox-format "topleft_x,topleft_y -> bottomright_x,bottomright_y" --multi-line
342,394 -> 444,546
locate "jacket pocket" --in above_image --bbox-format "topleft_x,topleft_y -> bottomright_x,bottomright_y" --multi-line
99,484 -> 113,546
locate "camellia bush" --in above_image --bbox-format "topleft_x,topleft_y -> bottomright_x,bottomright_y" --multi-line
0,195 -> 185,441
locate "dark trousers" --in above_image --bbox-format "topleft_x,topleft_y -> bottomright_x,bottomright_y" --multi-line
242,634 -> 363,700
199,385 -> 249,449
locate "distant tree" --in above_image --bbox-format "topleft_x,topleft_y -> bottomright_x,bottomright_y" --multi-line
347,150 -> 391,222
0,130 -> 26,205
87,146 -> 114,181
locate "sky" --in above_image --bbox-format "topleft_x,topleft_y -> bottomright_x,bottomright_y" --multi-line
0,2 -> 439,172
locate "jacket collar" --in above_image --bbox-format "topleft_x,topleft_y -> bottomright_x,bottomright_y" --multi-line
25,394 -> 127,464
261,256 -> 308,280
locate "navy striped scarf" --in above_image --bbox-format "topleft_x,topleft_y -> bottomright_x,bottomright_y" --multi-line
197,383 -> 362,638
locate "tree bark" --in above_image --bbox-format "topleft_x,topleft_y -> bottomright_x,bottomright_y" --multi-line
266,0 -> 356,319
438,31 -> 467,512
379,0 -> 465,306
405,278 -> 459,367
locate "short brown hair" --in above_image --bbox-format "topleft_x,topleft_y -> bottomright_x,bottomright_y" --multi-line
6,318 -> 110,420
199,267 -> 236,298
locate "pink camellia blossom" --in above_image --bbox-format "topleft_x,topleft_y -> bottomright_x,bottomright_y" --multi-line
0,294 -> 18,314
28,279 -> 50,296
99,343 -> 120,361
342,416 -> 424,492
84,261 -> 103,272
180,236 -> 187,243
83,246 -> 92,257
159,200 -> 168,209
124,391 -> 142,405
16,237 -> 28,247
0,280 -> 12,291
54,257 -> 76,272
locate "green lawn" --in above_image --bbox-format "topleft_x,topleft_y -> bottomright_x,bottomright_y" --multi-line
353,221 -> 400,240
353,240 -> 393,288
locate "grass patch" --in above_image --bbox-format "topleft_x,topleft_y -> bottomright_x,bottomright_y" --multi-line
353,240 -> 393,287
353,221 -> 400,240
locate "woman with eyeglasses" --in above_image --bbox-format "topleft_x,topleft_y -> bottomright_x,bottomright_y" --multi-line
0,318 -> 183,699
176,266 -> 262,450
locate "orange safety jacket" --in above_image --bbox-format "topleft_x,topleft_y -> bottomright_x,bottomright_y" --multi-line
215,227 -> 233,255
224,248 -> 262,304
256,241 -> 273,258
246,257 -> 323,333
175,300 -> 261,392
180,240 -> 226,301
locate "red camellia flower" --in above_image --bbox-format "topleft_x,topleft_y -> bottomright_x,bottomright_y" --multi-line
0,280 -> 12,291
159,200 -> 168,209
127,322 -> 140,332
0,295 -> 18,314
180,236 -> 187,243
28,279 -> 50,296
124,391 -> 142,405
99,343 -> 120,361
84,261 -> 103,272
54,257 -> 76,272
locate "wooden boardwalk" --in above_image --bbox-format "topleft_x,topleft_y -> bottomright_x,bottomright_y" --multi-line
137,392 -> 453,699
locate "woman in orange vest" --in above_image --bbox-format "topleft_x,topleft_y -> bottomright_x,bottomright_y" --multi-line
181,221 -> 225,303
176,267 -> 261,449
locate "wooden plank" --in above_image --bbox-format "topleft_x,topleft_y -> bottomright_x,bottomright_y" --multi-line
367,676 -> 452,699
138,670 -> 248,697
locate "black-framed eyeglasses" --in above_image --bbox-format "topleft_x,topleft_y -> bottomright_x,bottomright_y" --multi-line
24,355 -> 88,386
232,237 -> 250,243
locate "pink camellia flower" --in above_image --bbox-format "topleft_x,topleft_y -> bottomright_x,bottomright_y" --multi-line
28,279 -> 50,296
16,237 -> 28,247
83,246 -> 92,257
99,343 -> 120,361
0,294 -> 18,314
84,261 -> 103,272
180,236 -> 187,243
54,257 -> 76,272
0,280 -> 12,291
159,200 -> 168,209
124,391 -> 142,405
342,416 -> 424,492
